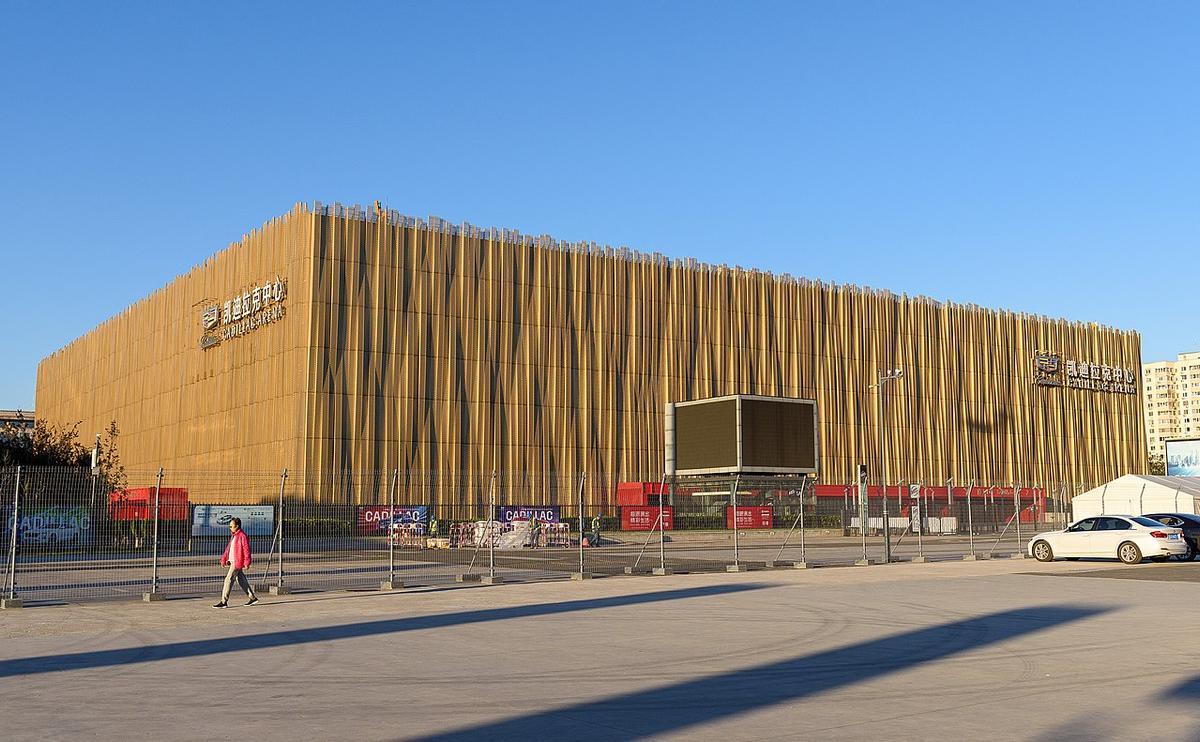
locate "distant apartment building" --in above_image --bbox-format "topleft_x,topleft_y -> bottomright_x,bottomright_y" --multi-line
1143,352 -> 1200,459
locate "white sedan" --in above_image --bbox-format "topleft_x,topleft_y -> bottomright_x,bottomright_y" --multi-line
1028,515 -> 1188,565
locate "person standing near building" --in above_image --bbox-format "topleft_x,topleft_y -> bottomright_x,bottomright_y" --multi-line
589,514 -> 602,547
214,517 -> 258,608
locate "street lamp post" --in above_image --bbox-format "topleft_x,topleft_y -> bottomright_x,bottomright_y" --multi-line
874,368 -> 904,564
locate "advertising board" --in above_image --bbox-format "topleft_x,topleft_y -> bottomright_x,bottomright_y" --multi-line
5,505 -> 95,545
621,506 -> 674,531
356,505 -> 429,534
1166,438 -> 1200,477
725,505 -> 773,529
191,505 -> 274,536
495,506 -> 560,523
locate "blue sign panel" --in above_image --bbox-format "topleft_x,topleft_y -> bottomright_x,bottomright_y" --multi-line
495,506 -> 560,523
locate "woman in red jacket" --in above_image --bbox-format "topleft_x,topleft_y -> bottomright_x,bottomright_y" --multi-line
214,517 -> 259,608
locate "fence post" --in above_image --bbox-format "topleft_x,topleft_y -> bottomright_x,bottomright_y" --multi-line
963,479 -> 978,560
856,467 -> 870,566
1013,482 -> 1025,558
655,472 -> 670,575
2,466 -> 22,608
485,471 -> 500,585
913,481 -> 927,562
799,477 -> 808,565
768,478 -> 809,568
381,468 -> 400,590
143,468 -> 165,602
572,473 -> 591,580
881,478 -> 892,563
944,477 -> 953,536
727,474 -> 745,572
271,469 -> 289,594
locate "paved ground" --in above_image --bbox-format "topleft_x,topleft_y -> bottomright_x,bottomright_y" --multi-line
10,532 -> 1035,603
1031,560 -> 1200,582
4,558 -> 1200,741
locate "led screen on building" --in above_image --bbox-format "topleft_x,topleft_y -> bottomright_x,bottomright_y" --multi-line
671,395 -> 818,475
741,397 -> 818,471
674,398 -> 739,473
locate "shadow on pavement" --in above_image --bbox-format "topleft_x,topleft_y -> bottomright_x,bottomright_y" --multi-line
1161,675 -> 1200,700
412,604 -> 1110,742
0,583 -> 770,678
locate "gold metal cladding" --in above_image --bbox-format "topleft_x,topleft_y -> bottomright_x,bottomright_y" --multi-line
36,203 -> 1145,503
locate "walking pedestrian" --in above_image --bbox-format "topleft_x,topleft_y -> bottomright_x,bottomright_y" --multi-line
214,517 -> 258,608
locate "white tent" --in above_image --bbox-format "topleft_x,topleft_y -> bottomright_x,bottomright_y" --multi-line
1071,475 -> 1200,520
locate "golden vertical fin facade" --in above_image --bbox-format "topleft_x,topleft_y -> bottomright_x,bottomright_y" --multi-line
35,203 -> 1145,503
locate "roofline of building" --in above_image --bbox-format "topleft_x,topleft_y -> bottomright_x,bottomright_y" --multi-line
41,201 -> 1144,364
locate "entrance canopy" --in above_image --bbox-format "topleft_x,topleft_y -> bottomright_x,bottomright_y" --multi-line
1070,475 -> 1200,520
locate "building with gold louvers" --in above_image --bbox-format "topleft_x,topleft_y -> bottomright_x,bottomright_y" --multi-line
35,203 -> 1145,503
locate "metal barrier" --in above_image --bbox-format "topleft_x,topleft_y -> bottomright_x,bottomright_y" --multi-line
0,465 -> 1108,606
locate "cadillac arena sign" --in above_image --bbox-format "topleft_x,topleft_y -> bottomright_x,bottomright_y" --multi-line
1033,351 -> 1137,394
199,277 -> 287,350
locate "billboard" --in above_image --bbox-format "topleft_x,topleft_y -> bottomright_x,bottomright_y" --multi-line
669,395 -> 819,475
5,505 -> 95,546
356,505 -> 428,534
621,506 -> 674,531
191,505 -> 275,536
725,506 -> 773,529
495,506 -> 560,523
1166,438 -> 1200,477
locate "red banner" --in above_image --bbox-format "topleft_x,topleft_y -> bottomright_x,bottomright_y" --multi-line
726,506 -> 773,529
621,506 -> 674,531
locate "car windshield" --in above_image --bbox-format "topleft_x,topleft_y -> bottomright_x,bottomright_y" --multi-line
1132,516 -> 1169,528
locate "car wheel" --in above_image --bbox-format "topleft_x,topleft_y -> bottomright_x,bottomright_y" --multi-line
1032,540 -> 1054,562
1118,541 -> 1142,565
1178,541 -> 1197,561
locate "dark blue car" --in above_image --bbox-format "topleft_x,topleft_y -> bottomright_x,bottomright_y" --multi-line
1144,513 -> 1200,561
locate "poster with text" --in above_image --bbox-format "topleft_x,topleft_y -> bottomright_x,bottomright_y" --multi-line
621,506 -> 674,531
495,506 -> 560,523
5,505 -> 95,545
356,505 -> 429,534
725,506 -> 774,529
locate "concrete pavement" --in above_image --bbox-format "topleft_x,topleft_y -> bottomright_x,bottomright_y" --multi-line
2,558 -> 1199,740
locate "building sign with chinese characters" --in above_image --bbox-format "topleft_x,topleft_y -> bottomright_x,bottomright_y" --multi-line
199,277 -> 287,350
1032,351 -> 1137,394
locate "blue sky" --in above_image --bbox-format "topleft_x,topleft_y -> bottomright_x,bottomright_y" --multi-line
2,1 -> 1197,409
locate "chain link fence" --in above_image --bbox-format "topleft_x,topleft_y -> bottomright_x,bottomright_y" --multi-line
0,465 -> 1143,606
